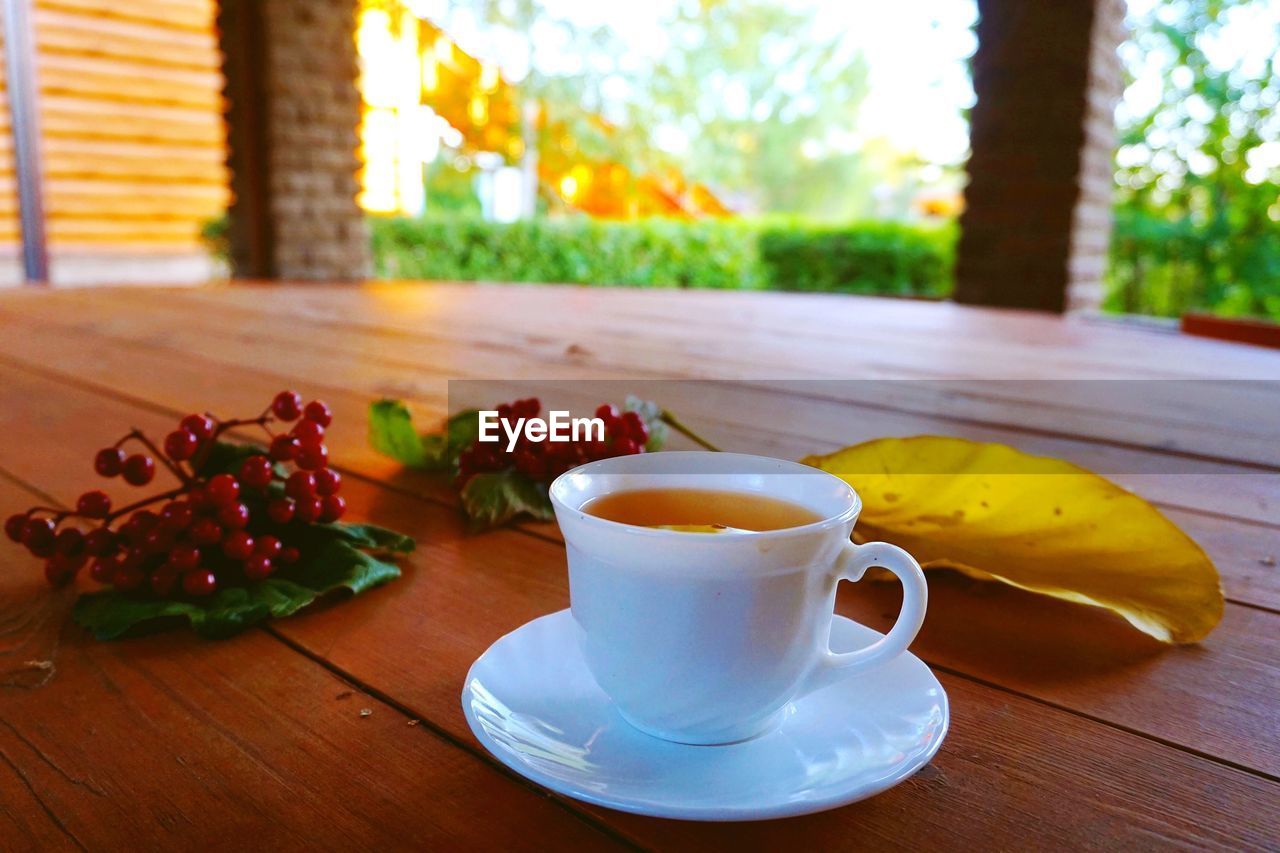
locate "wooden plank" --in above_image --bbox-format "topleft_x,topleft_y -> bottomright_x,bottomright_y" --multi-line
41,95 -> 223,145
0,349 -> 1275,789
37,53 -> 221,109
267,281 -> 1280,380
36,0 -> 214,33
166,284 -> 1280,462
0,297 -> 1275,614
0,491 -> 623,850
6,288 -> 1277,528
0,358 -> 1275,848
35,7 -> 220,71
44,221 -> 205,244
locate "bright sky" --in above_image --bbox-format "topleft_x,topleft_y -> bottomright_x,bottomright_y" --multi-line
412,0 -> 1278,171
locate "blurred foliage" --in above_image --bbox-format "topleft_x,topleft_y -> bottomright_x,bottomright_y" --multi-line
369,215 -> 954,296
1108,0 -> 1280,320
759,221 -> 956,297
641,0 -> 873,218
444,0 -> 875,219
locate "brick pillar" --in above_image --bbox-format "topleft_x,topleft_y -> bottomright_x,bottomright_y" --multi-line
219,0 -> 371,280
955,0 -> 1125,313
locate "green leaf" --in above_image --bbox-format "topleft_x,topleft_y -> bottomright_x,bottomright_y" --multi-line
368,399 -> 480,471
369,399 -> 439,469
312,522 -> 416,554
624,395 -> 669,451
460,469 -> 554,529
302,539 -> 403,594
73,532 -> 407,641
195,440 -> 271,478
444,409 -> 481,466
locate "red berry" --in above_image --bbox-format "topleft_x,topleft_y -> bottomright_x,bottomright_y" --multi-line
279,545 -> 300,565
319,495 -> 346,522
285,471 -> 317,500
180,414 -> 215,440
122,454 -> 156,486
243,554 -> 274,580
5,513 -> 28,542
303,400 -> 332,427
89,557 -> 117,584
314,468 -> 342,496
84,527 -> 117,556
44,559 -> 75,586
54,528 -> 85,557
159,500 -> 195,531
269,434 -> 299,461
291,418 -> 325,447
95,447 -> 126,477
113,565 -> 145,591
296,444 -> 328,471
254,535 -> 282,558
23,517 -> 57,556
182,570 -> 217,596
118,547 -> 146,570
167,543 -> 201,572
272,391 -> 303,421
164,429 -> 199,461
621,411 -> 649,444
141,527 -> 177,555
150,567 -> 180,596
77,490 -> 112,519
239,455 -> 274,489
294,497 -> 322,523
613,436 -> 640,456
267,498 -> 296,524
513,448 -> 546,479
595,404 -> 619,422
218,502 -> 250,529
190,517 -> 222,545
223,530 -> 255,560
206,474 -> 240,506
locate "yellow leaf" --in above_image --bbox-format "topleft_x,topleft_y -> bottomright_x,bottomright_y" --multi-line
803,436 -> 1223,644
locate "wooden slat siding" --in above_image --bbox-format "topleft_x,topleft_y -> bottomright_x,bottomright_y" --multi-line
0,297 -> 1278,778
0,0 -> 230,256
34,7 -> 221,69
0,36 -> 19,259
40,96 -> 223,144
5,287 -> 1278,527
37,0 -> 211,33
0,353 -> 1275,850
0,490 -> 624,853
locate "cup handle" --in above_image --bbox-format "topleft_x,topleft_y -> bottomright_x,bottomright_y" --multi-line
801,540 -> 928,696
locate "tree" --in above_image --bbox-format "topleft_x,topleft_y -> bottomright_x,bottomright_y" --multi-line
441,0 -> 874,219
1110,0 -> 1280,319
638,0 -> 872,218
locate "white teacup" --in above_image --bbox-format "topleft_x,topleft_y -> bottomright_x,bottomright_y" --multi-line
549,451 -> 928,745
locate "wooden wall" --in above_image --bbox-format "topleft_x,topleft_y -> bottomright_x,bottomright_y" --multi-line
1,0 -> 228,282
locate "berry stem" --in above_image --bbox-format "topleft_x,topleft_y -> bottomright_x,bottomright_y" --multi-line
105,486 -> 187,523
119,428 -> 192,486
659,410 -> 722,452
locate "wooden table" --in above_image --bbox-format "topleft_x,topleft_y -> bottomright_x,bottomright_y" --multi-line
1,283 -> 1277,850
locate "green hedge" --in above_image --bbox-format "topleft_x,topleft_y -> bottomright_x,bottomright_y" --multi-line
758,221 -> 955,297
370,216 -> 954,297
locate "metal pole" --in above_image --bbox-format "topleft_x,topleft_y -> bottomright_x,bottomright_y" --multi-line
1,0 -> 49,283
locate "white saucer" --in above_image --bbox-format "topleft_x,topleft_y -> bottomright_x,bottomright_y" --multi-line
461,609 -> 949,821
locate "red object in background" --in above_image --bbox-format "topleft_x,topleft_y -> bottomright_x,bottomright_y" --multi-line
1181,313 -> 1280,350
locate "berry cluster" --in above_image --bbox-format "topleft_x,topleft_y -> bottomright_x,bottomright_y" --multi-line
4,391 -> 345,597
455,398 -> 650,488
